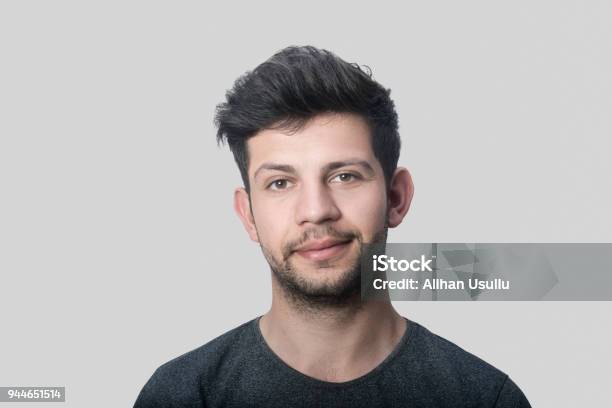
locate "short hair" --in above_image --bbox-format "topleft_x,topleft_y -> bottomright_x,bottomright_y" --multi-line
214,45 -> 400,193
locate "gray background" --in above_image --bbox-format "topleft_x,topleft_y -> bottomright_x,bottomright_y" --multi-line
1,1 -> 610,406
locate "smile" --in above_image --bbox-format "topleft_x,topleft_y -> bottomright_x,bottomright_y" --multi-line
293,239 -> 353,262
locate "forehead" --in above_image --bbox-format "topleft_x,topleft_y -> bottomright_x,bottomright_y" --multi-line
246,113 -> 375,174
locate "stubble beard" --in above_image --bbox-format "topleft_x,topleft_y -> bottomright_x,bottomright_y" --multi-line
260,224 -> 388,313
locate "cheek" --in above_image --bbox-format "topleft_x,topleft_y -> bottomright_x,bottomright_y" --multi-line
336,190 -> 387,232
251,196 -> 292,248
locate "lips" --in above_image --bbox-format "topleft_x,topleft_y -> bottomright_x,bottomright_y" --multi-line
293,238 -> 353,262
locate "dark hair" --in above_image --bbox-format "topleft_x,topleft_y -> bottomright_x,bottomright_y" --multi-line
214,45 -> 400,193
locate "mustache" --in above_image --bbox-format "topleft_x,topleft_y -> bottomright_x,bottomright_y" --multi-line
282,225 -> 360,260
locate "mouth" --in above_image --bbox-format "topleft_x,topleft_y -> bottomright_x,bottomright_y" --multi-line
293,238 -> 353,262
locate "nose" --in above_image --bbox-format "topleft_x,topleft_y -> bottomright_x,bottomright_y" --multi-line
294,179 -> 341,225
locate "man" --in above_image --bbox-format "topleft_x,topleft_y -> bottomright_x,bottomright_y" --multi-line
134,46 -> 531,407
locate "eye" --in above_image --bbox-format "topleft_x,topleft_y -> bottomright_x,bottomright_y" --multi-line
331,172 -> 360,183
267,179 -> 293,191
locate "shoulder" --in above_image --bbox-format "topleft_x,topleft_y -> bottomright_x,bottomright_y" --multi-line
133,318 -> 257,408
410,321 -> 504,380
400,321 -> 531,407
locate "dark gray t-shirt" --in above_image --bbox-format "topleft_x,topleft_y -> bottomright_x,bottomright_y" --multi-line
134,317 -> 531,407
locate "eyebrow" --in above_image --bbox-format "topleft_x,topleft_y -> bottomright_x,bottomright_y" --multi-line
323,160 -> 375,176
253,159 -> 375,180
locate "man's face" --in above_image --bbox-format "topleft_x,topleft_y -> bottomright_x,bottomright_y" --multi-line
243,113 -> 389,305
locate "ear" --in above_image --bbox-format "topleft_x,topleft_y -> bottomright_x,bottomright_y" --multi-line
234,187 -> 260,242
387,167 -> 414,228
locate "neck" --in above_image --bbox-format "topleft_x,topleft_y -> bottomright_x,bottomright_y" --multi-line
259,281 -> 406,383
